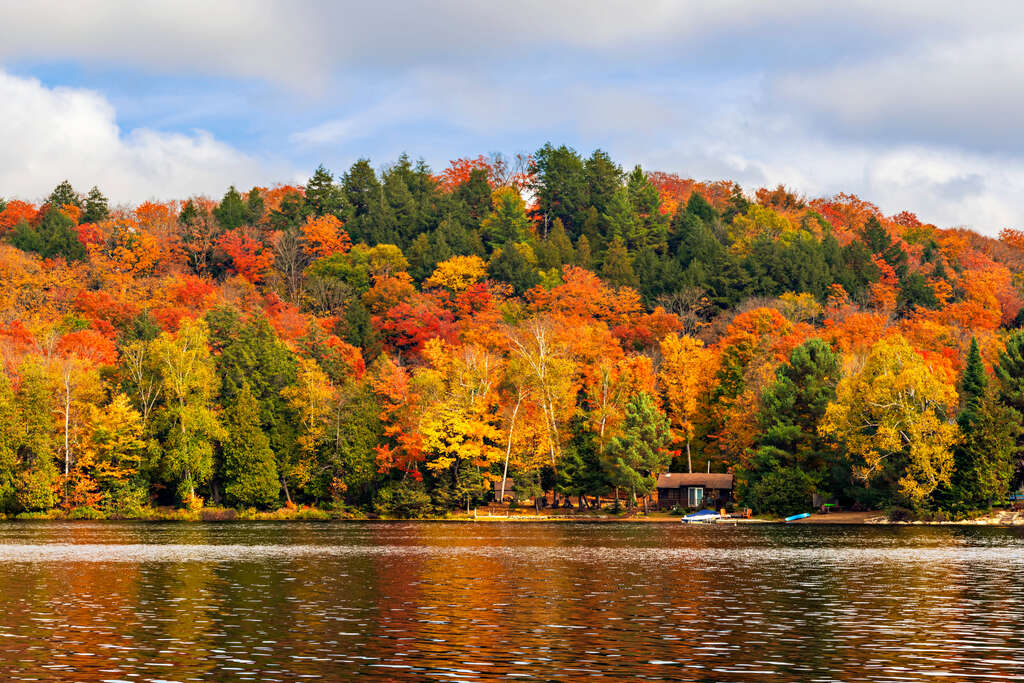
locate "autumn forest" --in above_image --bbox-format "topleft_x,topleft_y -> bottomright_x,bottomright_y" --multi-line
1,145 -> 1023,519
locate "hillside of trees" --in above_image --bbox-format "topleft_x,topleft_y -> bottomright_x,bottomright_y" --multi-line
2,145 -> 1024,518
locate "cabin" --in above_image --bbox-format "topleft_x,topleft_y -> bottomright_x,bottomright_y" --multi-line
655,473 -> 734,511
492,478 -> 516,503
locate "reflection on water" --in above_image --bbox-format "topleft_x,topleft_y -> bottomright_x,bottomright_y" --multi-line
1,522 -> 1023,681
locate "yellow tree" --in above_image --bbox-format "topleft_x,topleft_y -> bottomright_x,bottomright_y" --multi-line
425,255 -> 487,293
150,318 -> 223,505
819,335 -> 958,507
281,356 -> 336,488
505,317 -> 577,472
658,333 -> 715,473
416,339 -> 504,510
80,394 -> 145,486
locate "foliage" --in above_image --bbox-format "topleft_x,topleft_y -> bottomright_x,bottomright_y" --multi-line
820,335 -> 958,507
0,159 -> 1019,516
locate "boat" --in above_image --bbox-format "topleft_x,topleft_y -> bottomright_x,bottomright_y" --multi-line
784,512 -> 811,522
681,509 -> 721,524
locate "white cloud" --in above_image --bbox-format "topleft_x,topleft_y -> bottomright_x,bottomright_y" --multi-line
2,1 -> 1012,90
0,71 -> 290,204
775,32 -> 1024,151
4,2 -> 1024,234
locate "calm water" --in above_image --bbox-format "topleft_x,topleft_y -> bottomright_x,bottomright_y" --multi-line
1,522 -> 1023,681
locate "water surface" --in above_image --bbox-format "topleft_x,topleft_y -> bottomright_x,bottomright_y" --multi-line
2,521 -> 1023,681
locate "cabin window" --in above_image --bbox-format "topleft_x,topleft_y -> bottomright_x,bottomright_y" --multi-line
687,487 -> 704,507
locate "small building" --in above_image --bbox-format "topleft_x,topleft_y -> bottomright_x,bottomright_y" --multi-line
492,478 -> 515,503
655,473 -> 734,511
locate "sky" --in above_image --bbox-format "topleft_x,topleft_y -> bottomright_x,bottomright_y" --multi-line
1,1 -> 1022,235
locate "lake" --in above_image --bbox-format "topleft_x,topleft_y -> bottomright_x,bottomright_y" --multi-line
1,521 -> 1023,681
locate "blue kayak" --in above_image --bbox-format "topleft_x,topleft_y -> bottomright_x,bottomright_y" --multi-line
784,512 -> 811,522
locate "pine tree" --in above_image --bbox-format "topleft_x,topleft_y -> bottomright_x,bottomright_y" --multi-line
481,187 -> 531,248
81,186 -> 109,223
10,206 -> 87,261
548,218 -> 575,266
584,149 -> 622,217
601,392 -> 671,510
453,168 -> 492,222
995,330 -> 1024,486
46,180 -> 81,211
740,339 -> 842,512
961,338 -> 987,415
532,143 -> 588,235
245,187 -> 264,224
575,234 -> 593,268
222,383 -> 280,509
205,309 -> 299,494
953,338 -> 1014,508
602,188 -> 638,245
213,186 -> 249,231
305,165 -> 348,219
488,241 -> 539,294
600,235 -> 637,288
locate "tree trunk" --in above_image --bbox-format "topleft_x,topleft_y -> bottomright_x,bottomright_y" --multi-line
686,437 -> 692,474
281,476 -> 292,505
501,394 -> 523,503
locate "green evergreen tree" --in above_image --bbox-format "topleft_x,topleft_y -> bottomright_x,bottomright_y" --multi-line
10,207 -> 87,261
575,234 -> 593,269
952,338 -> 1014,508
319,383 -> 384,506
453,168 -> 492,222
739,339 -> 843,513
205,309 -> 299,470
46,180 -> 81,211
557,414 -> 610,508
488,241 -> 540,294
995,330 -> 1024,486
213,186 -> 249,231
222,383 -> 280,508
245,187 -> 264,224
603,188 -> 638,245
406,232 -> 435,281
305,165 -> 348,219
268,189 -> 309,231
532,143 -> 588,236
601,392 -> 671,510
81,186 -> 109,223
342,159 -> 386,244
343,298 -> 382,361
584,149 -> 622,216
600,235 -> 637,287
685,192 -> 717,223
481,187 -> 531,248
861,215 -> 908,278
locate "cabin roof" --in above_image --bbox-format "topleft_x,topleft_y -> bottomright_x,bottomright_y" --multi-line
656,473 -> 734,490
492,477 -> 515,492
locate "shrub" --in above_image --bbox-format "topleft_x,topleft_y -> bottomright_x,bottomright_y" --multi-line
101,483 -> 149,519
200,507 -> 237,521
68,506 -> 105,520
374,479 -> 433,518
746,467 -> 816,516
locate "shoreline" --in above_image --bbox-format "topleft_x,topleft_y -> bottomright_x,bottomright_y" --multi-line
5,509 -> 1024,526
